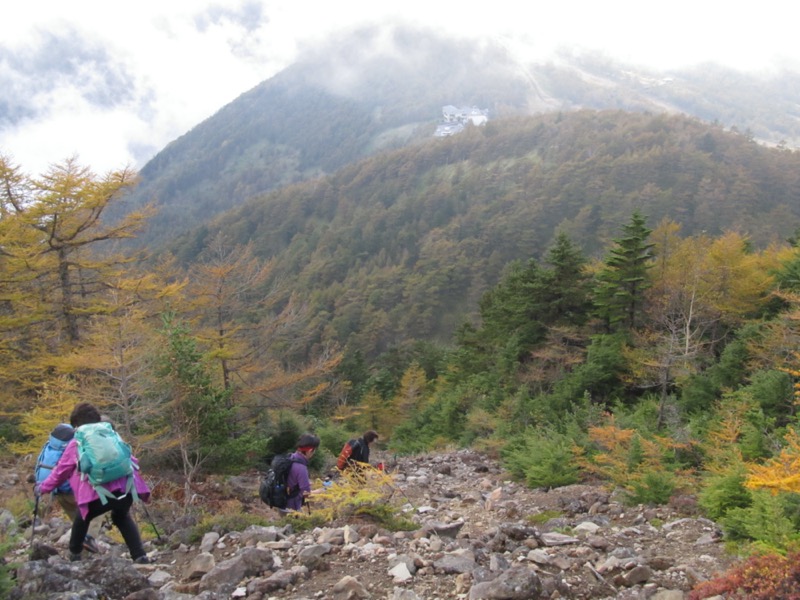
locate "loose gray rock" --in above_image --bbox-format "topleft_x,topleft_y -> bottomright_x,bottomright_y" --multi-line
433,549 -> 477,574
198,546 -> 274,593
2,449 -> 738,600
468,566 -> 543,599
183,551 -> 215,580
332,575 -> 371,599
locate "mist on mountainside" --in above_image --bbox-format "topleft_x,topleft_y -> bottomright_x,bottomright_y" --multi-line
110,24 -> 800,248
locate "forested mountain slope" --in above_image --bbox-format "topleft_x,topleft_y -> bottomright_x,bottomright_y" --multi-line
126,27 -> 542,244
123,24 -> 800,246
165,109 -> 800,360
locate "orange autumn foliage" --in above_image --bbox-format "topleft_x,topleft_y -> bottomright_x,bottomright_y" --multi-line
746,427 -> 800,494
575,415 -> 692,493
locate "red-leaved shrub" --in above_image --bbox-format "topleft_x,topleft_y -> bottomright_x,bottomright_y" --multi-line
689,550 -> 800,599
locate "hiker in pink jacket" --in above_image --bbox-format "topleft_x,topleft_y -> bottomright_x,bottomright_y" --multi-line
37,403 -> 152,563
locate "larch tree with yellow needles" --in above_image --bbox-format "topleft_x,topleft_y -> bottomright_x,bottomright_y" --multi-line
0,155 -> 153,390
747,428 -> 800,494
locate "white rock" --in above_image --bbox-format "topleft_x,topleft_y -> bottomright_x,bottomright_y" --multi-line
389,562 -> 413,583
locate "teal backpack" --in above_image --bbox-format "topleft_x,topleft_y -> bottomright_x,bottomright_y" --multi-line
74,422 -> 138,504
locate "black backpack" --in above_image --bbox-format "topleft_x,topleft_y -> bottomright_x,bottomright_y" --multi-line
349,438 -> 367,463
259,454 -> 300,509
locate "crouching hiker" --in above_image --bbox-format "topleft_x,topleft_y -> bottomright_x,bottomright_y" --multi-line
285,433 -> 320,511
35,402 -> 152,564
337,430 -> 379,471
34,422 -> 102,553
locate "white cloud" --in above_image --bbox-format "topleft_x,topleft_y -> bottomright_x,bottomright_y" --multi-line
1,0 -> 798,175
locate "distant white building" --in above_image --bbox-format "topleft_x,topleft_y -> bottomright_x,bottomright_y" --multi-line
434,122 -> 465,137
435,105 -> 489,137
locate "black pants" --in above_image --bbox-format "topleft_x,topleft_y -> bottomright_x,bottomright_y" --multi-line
69,493 -> 145,560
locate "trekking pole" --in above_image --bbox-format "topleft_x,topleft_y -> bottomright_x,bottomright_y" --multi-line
139,503 -> 162,542
30,491 -> 40,551
374,462 -> 414,506
384,478 -> 414,506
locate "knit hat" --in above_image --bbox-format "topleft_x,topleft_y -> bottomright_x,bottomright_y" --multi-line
51,423 -> 74,442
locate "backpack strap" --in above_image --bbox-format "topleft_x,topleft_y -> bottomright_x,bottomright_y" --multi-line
350,438 -> 365,462
87,465 -> 140,506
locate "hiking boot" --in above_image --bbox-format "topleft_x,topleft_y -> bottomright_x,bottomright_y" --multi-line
83,535 -> 100,554
133,555 -> 151,564
69,552 -> 82,562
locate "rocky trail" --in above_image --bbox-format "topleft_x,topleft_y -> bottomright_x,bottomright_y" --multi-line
1,449 -> 736,599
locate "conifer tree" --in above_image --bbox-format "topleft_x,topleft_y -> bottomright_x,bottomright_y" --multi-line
474,232 -> 591,364
25,158 -> 149,342
538,231 -> 592,326
152,313 -> 233,496
56,272 -> 184,437
746,427 -> 800,494
359,388 -> 388,433
183,234 -> 275,393
594,211 -> 654,332
385,363 -> 428,436
9,376 -> 83,454
0,155 -> 153,397
478,258 -> 545,354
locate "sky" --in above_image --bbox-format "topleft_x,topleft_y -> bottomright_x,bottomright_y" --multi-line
1,1 -> 798,176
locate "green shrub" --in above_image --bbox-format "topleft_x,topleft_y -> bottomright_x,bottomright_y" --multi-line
207,430 -> 269,474
527,510 -> 563,525
745,369 -> 794,425
698,468 -> 752,521
259,413 -> 326,471
265,412 -> 306,457
626,470 -> 676,506
612,395 -> 661,436
315,422 -> 353,458
780,493 -> 800,531
503,427 -> 580,489
353,504 -> 417,531
720,490 -> 800,549
391,387 -> 470,454
0,531 -> 17,598
738,409 -> 774,462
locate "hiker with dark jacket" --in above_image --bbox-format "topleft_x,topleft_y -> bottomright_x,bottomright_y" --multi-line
337,430 -> 379,471
35,403 -> 151,563
285,433 -> 320,511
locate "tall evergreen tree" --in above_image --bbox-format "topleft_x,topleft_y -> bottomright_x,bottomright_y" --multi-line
478,258 -> 546,354
594,211 -> 654,332
152,313 -> 233,497
538,232 -> 593,326
474,233 -> 591,362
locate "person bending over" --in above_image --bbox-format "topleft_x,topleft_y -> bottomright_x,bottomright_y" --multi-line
37,403 -> 152,563
337,430 -> 378,471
